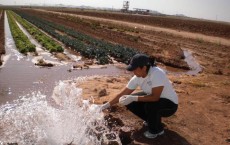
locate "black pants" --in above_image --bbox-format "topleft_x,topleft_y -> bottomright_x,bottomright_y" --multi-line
126,93 -> 178,134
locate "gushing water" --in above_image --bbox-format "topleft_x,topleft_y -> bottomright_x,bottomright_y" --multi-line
0,77 -> 120,145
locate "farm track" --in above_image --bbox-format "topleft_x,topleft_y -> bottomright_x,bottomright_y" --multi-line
0,10 -> 5,65
49,9 -> 230,39
42,9 -> 230,44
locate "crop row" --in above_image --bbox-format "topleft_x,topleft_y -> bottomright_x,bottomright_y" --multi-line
14,10 -> 110,64
6,11 -> 35,54
14,10 -> 139,64
36,15 -> 138,64
10,11 -> 64,53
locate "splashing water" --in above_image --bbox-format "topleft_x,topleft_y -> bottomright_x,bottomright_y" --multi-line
0,77 -> 121,145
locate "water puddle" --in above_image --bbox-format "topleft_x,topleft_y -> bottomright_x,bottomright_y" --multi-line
162,49 -> 202,76
0,79 -> 121,145
183,49 -> 202,75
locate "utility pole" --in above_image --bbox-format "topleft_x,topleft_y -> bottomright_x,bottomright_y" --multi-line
121,1 -> 129,12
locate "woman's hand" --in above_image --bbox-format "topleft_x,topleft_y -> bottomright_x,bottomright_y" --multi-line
100,102 -> 110,111
119,95 -> 138,106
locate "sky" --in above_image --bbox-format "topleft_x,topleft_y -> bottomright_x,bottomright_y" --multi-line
0,0 -> 230,22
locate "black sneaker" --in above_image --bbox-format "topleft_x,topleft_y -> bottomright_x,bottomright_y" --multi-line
143,121 -> 148,126
144,130 -> 164,139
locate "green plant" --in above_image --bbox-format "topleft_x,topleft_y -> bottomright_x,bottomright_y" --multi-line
7,11 -> 36,54
11,11 -> 64,53
14,10 -> 139,65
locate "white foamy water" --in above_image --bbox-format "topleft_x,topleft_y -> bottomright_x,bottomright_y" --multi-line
0,77 -> 121,145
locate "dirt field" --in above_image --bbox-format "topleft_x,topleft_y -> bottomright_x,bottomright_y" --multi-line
23,8 -> 230,145
20,9 -> 190,70
5,8 -> 230,144
21,9 -> 230,74
48,8 -> 230,39
77,73 -> 230,145
19,9 -> 229,145
0,10 -> 5,65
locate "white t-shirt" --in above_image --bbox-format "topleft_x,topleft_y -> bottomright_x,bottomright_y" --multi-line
126,67 -> 178,104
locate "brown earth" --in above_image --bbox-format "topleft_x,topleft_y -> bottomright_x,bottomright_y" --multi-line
47,8 -> 230,39
0,10 -> 5,65
78,74 -> 230,145
36,8 -> 230,46
46,9 -> 230,145
11,8 -> 230,145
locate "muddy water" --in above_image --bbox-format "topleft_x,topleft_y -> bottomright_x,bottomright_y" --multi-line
0,79 -> 121,144
0,12 -> 125,105
163,50 -> 202,76
0,12 -> 123,144
183,49 -> 202,75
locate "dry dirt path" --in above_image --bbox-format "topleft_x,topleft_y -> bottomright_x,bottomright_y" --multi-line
35,9 -> 230,46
